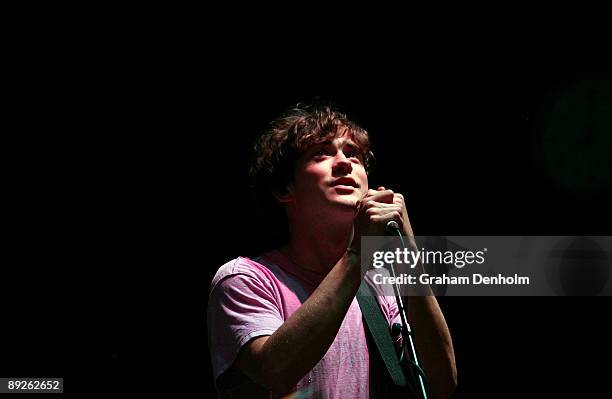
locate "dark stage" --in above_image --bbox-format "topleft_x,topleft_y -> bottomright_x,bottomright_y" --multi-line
3,45 -> 610,397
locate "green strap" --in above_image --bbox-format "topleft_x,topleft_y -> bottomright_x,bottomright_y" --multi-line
357,281 -> 408,388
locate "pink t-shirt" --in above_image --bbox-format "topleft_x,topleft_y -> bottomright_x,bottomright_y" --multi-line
207,250 -> 401,398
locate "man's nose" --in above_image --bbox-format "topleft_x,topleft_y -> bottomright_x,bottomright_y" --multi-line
332,152 -> 352,174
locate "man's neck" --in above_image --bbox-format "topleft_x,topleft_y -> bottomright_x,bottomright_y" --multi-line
281,217 -> 353,276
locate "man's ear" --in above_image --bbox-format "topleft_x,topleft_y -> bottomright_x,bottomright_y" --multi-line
273,185 -> 293,203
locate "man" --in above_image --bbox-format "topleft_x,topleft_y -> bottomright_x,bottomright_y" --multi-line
207,103 -> 457,398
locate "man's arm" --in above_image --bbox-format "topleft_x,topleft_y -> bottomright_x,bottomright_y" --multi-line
233,250 -> 362,393
390,191 -> 457,398
403,288 -> 457,399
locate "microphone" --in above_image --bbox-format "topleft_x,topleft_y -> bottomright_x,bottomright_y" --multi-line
386,220 -> 400,234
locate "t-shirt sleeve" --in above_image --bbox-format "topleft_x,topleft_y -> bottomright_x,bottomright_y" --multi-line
207,271 -> 284,381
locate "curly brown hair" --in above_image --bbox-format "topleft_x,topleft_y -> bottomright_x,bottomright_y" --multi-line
249,103 -> 374,245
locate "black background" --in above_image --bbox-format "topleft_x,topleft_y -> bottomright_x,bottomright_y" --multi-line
119,63 -> 609,396
2,21 -> 611,397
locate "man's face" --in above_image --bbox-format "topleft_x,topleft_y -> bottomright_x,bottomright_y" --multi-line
286,133 -> 369,214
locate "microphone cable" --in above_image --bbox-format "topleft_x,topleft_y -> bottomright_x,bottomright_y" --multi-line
386,220 -> 431,399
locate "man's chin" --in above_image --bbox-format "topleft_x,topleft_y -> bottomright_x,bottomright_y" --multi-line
330,195 -> 359,209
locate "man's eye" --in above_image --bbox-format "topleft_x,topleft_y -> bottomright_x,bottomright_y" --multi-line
346,151 -> 362,160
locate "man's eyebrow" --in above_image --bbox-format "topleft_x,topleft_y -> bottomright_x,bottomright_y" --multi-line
310,141 -> 330,149
311,139 -> 359,149
342,140 -> 362,151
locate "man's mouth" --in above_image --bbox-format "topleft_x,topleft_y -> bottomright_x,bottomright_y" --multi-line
331,177 -> 359,188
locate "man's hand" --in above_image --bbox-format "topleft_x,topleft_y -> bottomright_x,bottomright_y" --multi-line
350,186 -> 416,250
386,187 -> 417,247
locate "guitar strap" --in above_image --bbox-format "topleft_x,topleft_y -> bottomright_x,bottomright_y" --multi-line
357,281 -> 419,398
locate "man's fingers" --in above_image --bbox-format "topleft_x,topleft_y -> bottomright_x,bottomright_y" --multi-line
362,189 -> 395,204
371,213 -> 404,229
365,203 -> 402,217
366,202 -> 401,209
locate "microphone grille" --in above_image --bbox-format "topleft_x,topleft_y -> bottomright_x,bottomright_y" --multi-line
386,220 -> 400,231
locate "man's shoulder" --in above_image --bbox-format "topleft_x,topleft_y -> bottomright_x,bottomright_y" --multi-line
209,254 -> 275,293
